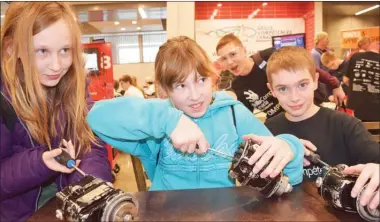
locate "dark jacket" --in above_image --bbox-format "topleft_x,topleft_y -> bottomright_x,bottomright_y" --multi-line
0,82 -> 112,221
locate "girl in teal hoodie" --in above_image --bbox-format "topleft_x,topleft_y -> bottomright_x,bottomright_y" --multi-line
87,36 -> 304,191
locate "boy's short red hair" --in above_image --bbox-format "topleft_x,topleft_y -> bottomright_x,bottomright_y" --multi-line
216,33 -> 244,54
266,46 -> 316,84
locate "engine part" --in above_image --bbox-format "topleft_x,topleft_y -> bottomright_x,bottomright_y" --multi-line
316,165 -> 379,222
56,175 -> 138,222
228,140 -> 293,198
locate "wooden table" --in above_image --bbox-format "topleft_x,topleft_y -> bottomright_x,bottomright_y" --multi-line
28,182 -> 364,221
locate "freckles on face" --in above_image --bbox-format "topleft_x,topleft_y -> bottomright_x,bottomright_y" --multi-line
33,19 -> 73,87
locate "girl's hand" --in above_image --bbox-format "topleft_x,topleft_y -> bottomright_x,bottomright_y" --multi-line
42,139 -> 81,173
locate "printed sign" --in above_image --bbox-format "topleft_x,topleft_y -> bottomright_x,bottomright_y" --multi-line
340,27 -> 380,49
195,18 -> 305,61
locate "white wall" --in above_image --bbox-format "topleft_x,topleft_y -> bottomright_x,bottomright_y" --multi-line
314,2 -> 323,34
113,63 -> 155,86
323,15 -> 379,57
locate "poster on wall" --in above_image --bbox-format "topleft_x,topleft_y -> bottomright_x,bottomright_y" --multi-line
195,18 -> 305,61
340,26 -> 379,49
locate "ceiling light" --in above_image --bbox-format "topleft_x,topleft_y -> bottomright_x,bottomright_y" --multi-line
132,20 -> 137,24
0,15 -> 4,18
121,28 -> 126,31
251,9 -> 260,16
136,27 -> 141,30
213,9 -> 218,17
262,2 -> 268,6
114,21 -> 120,25
138,7 -> 147,19
355,4 -> 379,15
217,3 -> 222,7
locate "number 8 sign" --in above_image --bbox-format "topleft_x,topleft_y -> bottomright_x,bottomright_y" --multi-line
83,42 -> 114,101
100,55 -> 112,70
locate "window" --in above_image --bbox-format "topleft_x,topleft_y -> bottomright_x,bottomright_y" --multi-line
108,35 -> 140,64
118,44 -> 140,64
81,32 -> 166,64
143,34 -> 167,62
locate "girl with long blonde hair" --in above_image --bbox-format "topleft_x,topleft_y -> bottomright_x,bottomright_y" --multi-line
0,2 -> 111,221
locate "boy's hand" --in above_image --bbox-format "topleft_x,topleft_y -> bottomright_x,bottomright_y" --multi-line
170,115 -> 210,154
242,134 -> 294,179
332,85 -> 345,106
343,163 -> 379,210
300,139 -> 317,166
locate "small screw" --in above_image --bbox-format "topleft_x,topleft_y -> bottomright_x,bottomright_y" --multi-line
123,214 -> 133,221
56,209 -> 64,220
316,177 -> 323,188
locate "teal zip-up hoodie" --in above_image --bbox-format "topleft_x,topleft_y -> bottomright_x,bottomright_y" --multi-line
87,92 -> 304,191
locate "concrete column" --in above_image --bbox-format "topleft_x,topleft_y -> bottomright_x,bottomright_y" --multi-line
314,2 -> 323,33
167,2 -> 195,39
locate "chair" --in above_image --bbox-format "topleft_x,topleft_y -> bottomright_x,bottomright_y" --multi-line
130,155 -> 149,191
362,121 -> 380,143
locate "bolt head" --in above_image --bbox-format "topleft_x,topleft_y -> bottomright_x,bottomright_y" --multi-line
316,177 -> 323,188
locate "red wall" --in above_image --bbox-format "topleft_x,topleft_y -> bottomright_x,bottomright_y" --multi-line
195,2 -> 315,50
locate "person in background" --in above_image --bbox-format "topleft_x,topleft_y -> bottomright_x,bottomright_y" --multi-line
0,2 -> 112,221
263,46 -> 379,210
131,75 -> 138,87
119,74 -> 144,98
131,75 -> 145,97
143,76 -> 156,97
215,33 -> 345,119
87,36 -> 304,191
113,79 -> 122,97
344,48 -> 380,122
321,51 -> 350,95
311,31 -> 330,71
347,36 -> 372,59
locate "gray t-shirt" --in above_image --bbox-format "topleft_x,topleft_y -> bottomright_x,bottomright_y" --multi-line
311,48 -> 329,71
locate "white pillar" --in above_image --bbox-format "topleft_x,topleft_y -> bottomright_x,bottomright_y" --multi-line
167,2 -> 195,39
314,2 -> 323,33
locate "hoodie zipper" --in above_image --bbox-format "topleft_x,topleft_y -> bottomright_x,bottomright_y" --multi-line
34,187 -> 42,211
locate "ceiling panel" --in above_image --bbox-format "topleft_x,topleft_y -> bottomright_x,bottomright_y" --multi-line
323,2 -> 379,16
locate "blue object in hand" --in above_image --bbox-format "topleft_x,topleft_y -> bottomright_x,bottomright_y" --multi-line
55,149 -> 76,168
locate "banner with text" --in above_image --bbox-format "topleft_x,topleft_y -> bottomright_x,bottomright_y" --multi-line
340,27 -> 380,49
195,18 -> 305,61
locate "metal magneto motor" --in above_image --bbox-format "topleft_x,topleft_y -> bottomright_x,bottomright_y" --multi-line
56,175 -> 139,222
228,140 -> 293,198
316,165 -> 380,222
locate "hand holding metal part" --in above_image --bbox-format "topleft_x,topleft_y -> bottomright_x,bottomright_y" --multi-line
54,140 -> 139,221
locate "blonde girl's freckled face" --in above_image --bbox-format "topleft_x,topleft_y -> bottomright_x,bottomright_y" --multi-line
33,19 -> 73,87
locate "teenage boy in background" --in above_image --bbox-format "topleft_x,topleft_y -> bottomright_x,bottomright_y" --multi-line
264,46 -> 379,210
321,51 -> 350,94
216,33 -> 345,119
